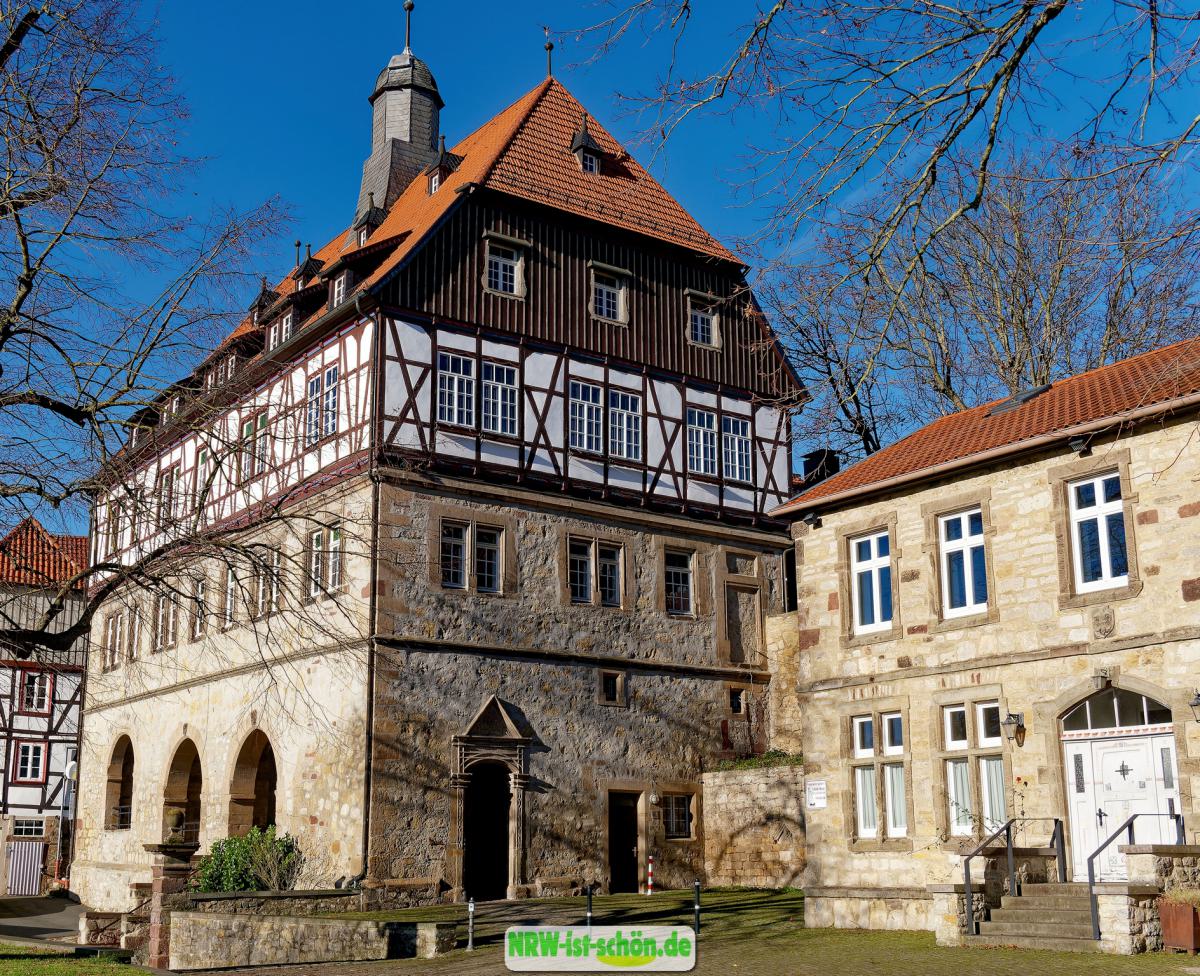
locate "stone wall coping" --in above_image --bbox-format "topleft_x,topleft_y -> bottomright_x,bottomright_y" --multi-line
805,885 -> 931,900
700,766 -> 804,782
172,911 -> 457,929
1118,845 -> 1200,856
186,889 -> 358,901
1092,883 -> 1161,896
927,884 -> 968,894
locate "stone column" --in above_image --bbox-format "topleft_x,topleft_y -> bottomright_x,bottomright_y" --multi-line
508,772 -> 530,899
143,842 -> 198,970
448,773 -> 469,899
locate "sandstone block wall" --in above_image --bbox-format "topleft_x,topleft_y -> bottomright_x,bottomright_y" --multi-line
701,766 -> 805,888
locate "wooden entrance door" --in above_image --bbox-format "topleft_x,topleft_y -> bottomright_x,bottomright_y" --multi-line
608,791 -> 640,894
1065,733 -> 1178,880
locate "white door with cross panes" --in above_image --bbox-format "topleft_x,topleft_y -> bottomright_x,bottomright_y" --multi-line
1062,688 -> 1178,881
1064,734 -> 1178,880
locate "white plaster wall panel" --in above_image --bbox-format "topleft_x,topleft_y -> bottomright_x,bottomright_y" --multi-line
687,480 -> 721,505
569,457 -> 606,483
436,431 -> 475,460
722,396 -> 752,417
609,368 -> 641,391
434,329 -> 476,354
687,388 -> 718,410
524,352 -> 559,389
569,360 -> 605,383
482,339 -> 520,362
723,485 -> 755,510
480,440 -> 521,467
608,465 -> 642,492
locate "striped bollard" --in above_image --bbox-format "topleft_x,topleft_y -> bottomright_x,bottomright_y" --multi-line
646,855 -> 654,896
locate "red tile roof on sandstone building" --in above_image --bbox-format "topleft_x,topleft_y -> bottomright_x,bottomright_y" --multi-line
774,336 -> 1200,516
0,518 -> 88,589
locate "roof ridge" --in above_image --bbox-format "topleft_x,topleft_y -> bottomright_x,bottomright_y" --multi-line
472,76 -> 555,188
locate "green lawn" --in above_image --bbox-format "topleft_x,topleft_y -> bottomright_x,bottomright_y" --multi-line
0,944 -> 125,975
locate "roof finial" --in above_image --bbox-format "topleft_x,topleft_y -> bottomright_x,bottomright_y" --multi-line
368,191 -> 375,208
294,240 -> 301,266
544,27 -> 554,79
306,243 -> 312,260
404,0 -> 414,53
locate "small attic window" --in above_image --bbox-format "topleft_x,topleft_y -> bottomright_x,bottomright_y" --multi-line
358,227 -> 369,247
581,151 -> 600,175
987,383 -> 1052,416
333,272 -> 347,307
429,171 -> 441,194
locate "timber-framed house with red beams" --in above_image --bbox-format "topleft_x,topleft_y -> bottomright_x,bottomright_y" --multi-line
73,12 -> 803,914
0,518 -> 87,895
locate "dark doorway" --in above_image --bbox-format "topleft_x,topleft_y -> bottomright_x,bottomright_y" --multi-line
608,791 -> 640,893
463,762 -> 511,901
229,730 -> 277,836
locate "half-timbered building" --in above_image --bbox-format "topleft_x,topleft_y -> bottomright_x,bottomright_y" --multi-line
71,17 -> 801,912
0,518 -> 87,894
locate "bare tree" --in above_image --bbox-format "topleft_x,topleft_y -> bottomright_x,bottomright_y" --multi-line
765,152 -> 1200,459
0,0 -> 295,657
569,1 -> 1200,274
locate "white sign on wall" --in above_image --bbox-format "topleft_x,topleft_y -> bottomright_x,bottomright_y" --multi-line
805,780 -> 827,810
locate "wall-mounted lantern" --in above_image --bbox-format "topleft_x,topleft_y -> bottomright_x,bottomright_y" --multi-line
1002,712 -> 1025,745
1188,691 -> 1200,723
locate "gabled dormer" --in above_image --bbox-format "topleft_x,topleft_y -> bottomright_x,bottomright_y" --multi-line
570,114 -> 604,174
248,277 -> 280,325
351,192 -> 388,248
424,135 -> 463,194
293,244 -> 325,289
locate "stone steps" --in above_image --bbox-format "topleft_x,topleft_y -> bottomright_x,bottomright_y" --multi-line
963,934 -> 1103,953
978,919 -> 1096,940
965,883 -> 1100,953
1000,893 -> 1091,911
992,904 -> 1092,923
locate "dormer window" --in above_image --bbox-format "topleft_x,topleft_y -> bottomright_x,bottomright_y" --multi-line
333,273 -> 347,307
429,171 -> 441,194
588,261 -> 630,324
482,231 -> 530,299
581,151 -> 600,175
425,136 -> 461,198
358,227 -> 369,247
571,114 -> 605,174
281,312 -> 293,344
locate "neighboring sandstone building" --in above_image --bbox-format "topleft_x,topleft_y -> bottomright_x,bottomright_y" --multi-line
774,339 -> 1200,942
0,518 -> 88,893
70,17 -> 800,912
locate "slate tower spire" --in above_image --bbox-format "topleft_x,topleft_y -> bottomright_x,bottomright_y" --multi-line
355,0 -> 443,220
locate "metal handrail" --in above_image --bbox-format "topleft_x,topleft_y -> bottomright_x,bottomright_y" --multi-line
963,817 -> 1066,936
1086,812 -> 1184,940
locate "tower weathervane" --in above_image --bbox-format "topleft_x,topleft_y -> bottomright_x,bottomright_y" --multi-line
544,27 -> 554,79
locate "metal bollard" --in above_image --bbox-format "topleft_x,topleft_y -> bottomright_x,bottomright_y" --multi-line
646,855 -> 654,896
467,897 -> 475,951
586,883 -> 594,938
693,879 -> 701,936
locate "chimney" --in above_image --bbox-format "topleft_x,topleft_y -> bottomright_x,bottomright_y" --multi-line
802,449 -> 840,487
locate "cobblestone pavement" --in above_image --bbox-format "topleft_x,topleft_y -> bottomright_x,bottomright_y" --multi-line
187,890 -> 1200,976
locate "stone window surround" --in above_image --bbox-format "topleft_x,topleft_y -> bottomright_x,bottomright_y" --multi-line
481,230 -> 530,301
930,683 -> 1011,850
596,668 -> 629,708
557,529 -> 634,611
715,546 -> 765,666
920,487 -> 1001,634
835,513 -> 902,650
839,695 -> 914,853
425,502 -> 519,598
653,536 -> 713,619
662,790 -> 698,843
724,680 -> 753,717
1049,447 -> 1143,611
587,259 -> 632,327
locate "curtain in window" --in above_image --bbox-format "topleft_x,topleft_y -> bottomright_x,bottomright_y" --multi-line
885,763 -> 907,834
855,766 -> 877,837
947,758 -> 972,834
981,756 -> 1006,829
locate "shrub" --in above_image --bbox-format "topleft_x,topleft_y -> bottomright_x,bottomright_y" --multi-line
711,750 -> 804,772
192,827 -> 304,893
1161,888 -> 1200,909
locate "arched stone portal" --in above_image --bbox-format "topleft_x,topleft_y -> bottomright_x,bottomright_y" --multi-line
105,736 -> 135,830
449,697 -> 533,901
229,731 -> 277,836
163,739 -> 203,844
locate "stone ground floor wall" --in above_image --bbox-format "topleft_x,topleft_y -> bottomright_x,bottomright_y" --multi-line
167,912 -> 457,970
365,644 -> 746,900
793,641 -> 1200,935
72,646 -> 369,912
701,766 -> 805,888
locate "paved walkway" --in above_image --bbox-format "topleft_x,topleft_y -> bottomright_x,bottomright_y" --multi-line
0,896 -> 82,943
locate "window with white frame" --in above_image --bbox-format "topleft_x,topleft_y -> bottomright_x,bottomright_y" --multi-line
663,793 -> 694,839
608,390 -> 641,461
157,466 -> 180,529
598,543 -> 622,607
851,711 -> 908,841
308,525 -> 342,598
223,568 -> 237,629
942,700 -> 1006,837
486,242 -> 521,295
721,416 -> 752,482
569,381 -> 603,454
567,537 -> 623,608
437,353 -> 474,428
152,592 -> 178,652
568,539 -> 592,604
1068,471 -> 1128,592
358,227 -> 369,247
19,672 -> 50,714
103,611 -> 127,670
439,520 -> 504,594
481,362 -> 518,436
689,306 -> 716,347
939,508 -> 988,617
14,742 -> 45,783
849,530 -> 893,635
333,273 -> 348,306
686,408 -> 717,476
192,577 -> 208,640
581,151 -> 600,174
12,819 -> 43,837
429,170 -> 441,193
592,271 -> 625,322
322,365 -> 340,439
306,375 -> 322,446
241,412 -> 270,480
664,549 -> 693,615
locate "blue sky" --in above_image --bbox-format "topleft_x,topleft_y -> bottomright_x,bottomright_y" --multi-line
154,0 -> 768,285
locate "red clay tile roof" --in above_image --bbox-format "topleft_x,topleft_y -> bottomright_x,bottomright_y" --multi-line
775,336 -> 1200,516
0,518 -> 88,590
